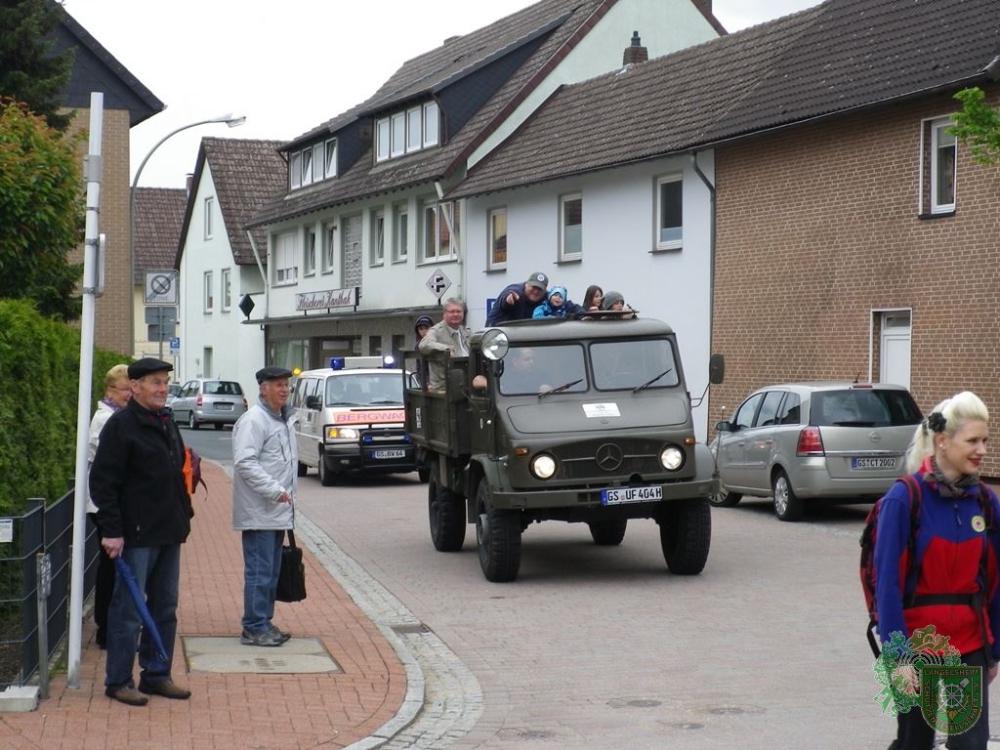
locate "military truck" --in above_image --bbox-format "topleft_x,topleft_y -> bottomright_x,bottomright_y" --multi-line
405,317 -> 724,582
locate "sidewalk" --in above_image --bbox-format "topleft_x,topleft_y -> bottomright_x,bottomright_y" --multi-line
0,461 -> 408,750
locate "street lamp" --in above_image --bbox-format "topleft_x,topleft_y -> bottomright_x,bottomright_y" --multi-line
129,113 -> 246,358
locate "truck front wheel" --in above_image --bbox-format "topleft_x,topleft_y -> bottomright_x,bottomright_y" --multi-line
588,520 -> 627,546
658,498 -> 711,575
475,482 -> 521,582
428,467 -> 465,552
318,452 -> 337,487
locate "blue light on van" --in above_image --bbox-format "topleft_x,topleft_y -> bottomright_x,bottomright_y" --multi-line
382,355 -> 395,367
330,357 -> 345,370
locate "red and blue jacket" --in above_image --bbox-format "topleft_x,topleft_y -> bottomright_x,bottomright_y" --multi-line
874,463 -> 1000,657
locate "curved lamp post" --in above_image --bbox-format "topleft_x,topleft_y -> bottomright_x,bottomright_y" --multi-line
129,113 -> 246,357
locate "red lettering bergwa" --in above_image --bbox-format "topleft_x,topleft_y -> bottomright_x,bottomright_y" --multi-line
333,410 -> 406,424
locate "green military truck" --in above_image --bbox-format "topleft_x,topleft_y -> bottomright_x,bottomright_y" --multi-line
405,317 -> 723,582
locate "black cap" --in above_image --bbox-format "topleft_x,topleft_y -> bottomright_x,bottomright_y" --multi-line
128,358 -> 173,380
256,366 -> 294,384
414,315 -> 434,331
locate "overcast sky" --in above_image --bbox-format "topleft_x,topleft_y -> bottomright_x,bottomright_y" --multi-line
63,0 -> 823,189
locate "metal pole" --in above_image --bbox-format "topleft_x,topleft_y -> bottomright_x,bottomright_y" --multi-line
36,553 -> 51,700
158,306 -> 164,360
68,92 -> 103,688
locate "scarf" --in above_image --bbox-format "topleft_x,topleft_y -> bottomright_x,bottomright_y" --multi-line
921,456 -> 979,497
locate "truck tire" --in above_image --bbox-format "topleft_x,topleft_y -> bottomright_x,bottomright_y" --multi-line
417,466 -> 430,483
428,469 -> 465,552
659,498 -> 711,575
475,482 -> 521,582
318,452 -> 337,487
588,520 -> 627,546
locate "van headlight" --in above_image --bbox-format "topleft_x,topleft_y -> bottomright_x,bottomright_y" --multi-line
325,427 -> 359,440
531,453 -> 557,479
660,446 -> 684,471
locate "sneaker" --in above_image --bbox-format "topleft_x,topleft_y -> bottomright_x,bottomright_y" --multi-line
240,628 -> 284,647
269,625 -> 291,643
106,686 -> 149,706
138,680 -> 191,700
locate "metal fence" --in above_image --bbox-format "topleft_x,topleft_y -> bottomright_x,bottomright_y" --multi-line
0,490 -> 99,690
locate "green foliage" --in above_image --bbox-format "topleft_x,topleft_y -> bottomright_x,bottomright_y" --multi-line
0,0 -> 74,131
0,99 -> 84,321
951,87 -> 1000,166
0,300 -> 129,516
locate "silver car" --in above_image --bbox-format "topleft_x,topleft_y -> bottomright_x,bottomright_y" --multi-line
172,378 -> 247,430
710,382 -> 922,521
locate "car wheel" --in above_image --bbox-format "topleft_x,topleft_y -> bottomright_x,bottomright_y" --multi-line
297,461 -> 309,477
188,412 -> 199,430
658,498 -> 711,575
428,464 -> 465,552
475,481 -> 521,582
772,469 -> 804,522
709,486 -> 742,507
214,423 -> 223,431
318,452 -> 337,486
588,520 -> 627,546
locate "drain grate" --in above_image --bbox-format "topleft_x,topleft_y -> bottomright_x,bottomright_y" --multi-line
391,623 -> 431,635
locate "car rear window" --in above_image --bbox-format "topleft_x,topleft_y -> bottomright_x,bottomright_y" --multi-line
810,389 -> 921,427
205,381 -> 243,396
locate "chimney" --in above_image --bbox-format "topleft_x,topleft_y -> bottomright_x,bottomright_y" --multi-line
186,173 -> 194,196
623,31 -> 648,66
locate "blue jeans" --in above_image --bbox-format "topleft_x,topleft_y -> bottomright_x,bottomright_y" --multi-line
105,544 -> 180,689
241,530 -> 283,633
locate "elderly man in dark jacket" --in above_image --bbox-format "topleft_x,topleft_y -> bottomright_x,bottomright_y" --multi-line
90,358 -> 193,706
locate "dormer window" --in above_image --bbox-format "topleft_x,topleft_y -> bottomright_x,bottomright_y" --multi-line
289,138 -> 337,190
375,101 -> 440,163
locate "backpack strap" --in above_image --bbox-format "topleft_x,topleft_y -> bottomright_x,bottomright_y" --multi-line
899,474 -> 923,609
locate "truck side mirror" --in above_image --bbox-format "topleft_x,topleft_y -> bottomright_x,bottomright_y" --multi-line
708,353 -> 725,385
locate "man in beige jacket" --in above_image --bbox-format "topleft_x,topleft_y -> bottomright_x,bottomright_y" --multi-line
417,298 -> 471,391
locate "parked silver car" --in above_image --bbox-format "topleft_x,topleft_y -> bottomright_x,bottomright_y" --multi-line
709,382 -> 922,521
172,378 -> 247,430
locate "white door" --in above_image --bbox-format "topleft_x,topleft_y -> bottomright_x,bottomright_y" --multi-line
880,312 -> 911,389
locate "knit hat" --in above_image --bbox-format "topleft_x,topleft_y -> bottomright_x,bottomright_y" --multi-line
547,285 -> 567,306
601,291 -> 625,310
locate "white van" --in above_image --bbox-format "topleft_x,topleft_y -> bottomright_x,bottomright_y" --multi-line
291,357 -> 420,486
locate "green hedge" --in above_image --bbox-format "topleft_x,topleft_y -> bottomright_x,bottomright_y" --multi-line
0,300 -> 128,515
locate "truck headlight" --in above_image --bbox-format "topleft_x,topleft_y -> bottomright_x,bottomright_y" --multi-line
325,427 -> 359,440
660,446 -> 684,471
531,454 -> 557,479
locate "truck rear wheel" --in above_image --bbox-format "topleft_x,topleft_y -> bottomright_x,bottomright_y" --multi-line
428,467 -> 465,552
476,482 -> 521,582
659,498 -> 711,575
588,520 -> 627,546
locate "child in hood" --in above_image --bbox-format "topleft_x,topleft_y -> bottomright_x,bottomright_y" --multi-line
532,285 -> 572,319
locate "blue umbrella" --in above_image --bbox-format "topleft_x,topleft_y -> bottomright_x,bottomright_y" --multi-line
114,557 -> 169,666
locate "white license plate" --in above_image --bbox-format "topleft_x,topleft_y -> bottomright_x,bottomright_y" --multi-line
601,486 -> 663,505
373,449 -> 406,459
851,457 -> 896,469
215,403 -> 233,410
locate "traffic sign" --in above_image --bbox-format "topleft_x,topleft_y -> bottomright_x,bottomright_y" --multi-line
145,270 -> 178,306
425,268 -> 452,300
169,337 -> 180,352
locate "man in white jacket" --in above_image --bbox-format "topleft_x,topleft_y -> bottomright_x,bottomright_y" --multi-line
232,366 -> 297,647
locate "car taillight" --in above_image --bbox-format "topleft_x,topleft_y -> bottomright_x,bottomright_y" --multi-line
796,426 -> 825,456
196,395 -> 203,406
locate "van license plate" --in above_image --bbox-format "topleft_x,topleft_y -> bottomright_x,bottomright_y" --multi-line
601,486 -> 663,505
851,457 -> 896,469
373,449 -> 406,459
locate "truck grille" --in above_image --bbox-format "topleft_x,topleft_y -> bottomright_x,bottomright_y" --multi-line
554,438 -> 664,480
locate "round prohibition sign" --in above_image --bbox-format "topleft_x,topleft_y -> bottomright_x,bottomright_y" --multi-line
150,274 -> 173,296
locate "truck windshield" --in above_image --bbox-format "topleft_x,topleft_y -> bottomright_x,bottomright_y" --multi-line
499,344 -> 587,396
326,373 -> 403,406
591,339 -> 680,392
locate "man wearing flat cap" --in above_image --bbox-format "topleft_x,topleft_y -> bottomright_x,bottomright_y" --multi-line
231,366 -> 297,647
90,358 -> 194,706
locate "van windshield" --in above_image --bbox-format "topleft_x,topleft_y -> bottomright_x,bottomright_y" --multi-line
326,373 -> 403,406
591,339 -> 679,391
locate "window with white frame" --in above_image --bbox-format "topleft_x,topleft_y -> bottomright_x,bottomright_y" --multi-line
656,175 -> 683,250
204,197 -> 214,239
289,138 -> 338,190
421,200 -> 460,262
371,209 -> 385,266
203,270 -> 214,312
322,222 -> 336,274
559,193 -> 582,260
393,204 -> 409,262
221,268 -> 231,311
274,231 -> 298,285
488,208 -> 507,269
375,101 -> 441,163
304,226 -> 317,276
930,118 -> 957,214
